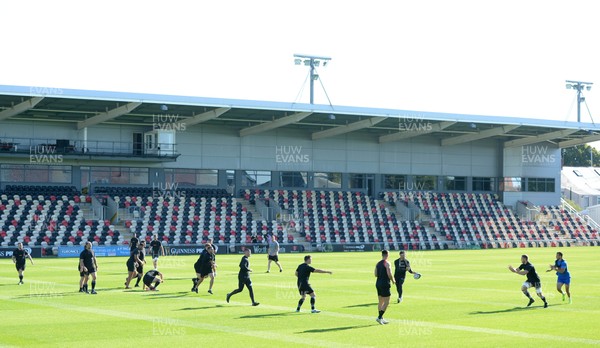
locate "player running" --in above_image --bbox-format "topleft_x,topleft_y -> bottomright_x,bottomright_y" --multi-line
266,235 -> 283,273
547,251 -> 571,304
393,250 -> 419,303
295,255 -> 332,313
191,244 -> 214,293
375,250 -> 395,324
12,242 -> 34,285
143,269 -> 164,291
79,241 -> 98,294
125,242 -> 143,289
149,234 -> 164,270
509,254 -> 548,308
226,248 -> 259,306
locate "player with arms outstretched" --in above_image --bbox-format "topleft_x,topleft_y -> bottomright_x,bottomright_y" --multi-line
509,254 -> 548,308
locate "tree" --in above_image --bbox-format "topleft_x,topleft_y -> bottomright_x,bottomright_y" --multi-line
562,144 -> 600,167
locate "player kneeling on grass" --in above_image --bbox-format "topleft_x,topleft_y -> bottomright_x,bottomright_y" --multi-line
295,255 -> 332,313
143,269 -> 164,291
509,254 -> 548,308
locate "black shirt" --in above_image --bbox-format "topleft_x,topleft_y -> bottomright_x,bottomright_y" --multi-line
130,237 -> 139,251
394,258 -> 411,278
376,260 -> 391,285
79,249 -> 95,269
138,248 -> 145,262
518,262 -> 541,284
150,240 -> 162,254
13,248 -> 28,263
196,250 -> 214,270
145,269 -> 160,278
238,255 -> 251,278
296,263 -> 315,287
128,248 -> 140,263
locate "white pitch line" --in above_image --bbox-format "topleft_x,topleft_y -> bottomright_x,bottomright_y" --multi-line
0,294 -> 369,348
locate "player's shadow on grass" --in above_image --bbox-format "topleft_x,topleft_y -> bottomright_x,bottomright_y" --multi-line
470,306 -> 544,315
297,325 -> 372,333
343,303 -> 377,308
146,291 -> 189,299
178,305 -> 225,311
237,312 -> 295,319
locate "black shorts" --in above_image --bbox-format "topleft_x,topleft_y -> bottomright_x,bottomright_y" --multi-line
238,276 -> 252,288
268,255 -> 279,262
394,277 -> 406,286
376,283 -> 391,297
194,263 -> 211,277
143,274 -> 156,287
298,284 -> 314,295
152,253 -> 160,259
15,262 -> 26,271
127,260 -> 136,272
137,265 -> 144,274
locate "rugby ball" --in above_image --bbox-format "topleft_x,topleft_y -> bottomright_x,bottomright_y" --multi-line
413,273 -> 422,280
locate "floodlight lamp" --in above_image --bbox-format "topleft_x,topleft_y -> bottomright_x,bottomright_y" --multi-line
312,74 -> 319,81
566,84 -> 572,89
314,61 -> 320,67
328,114 -> 336,120
304,60 -> 311,66
580,97 -> 586,102
587,85 -> 592,91
323,61 -> 328,67
294,58 -> 301,65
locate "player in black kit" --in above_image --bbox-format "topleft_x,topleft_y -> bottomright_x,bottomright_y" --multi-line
295,255 -> 332,313
79,242 -> 98,294
226,248 -> 259,306
143,269 -> 164,291
134,241 -> 147,287
149,234 -> 164,270
129,233 -> 139,251
191,244 -> 215,293
509,254 -> 548,308
375,250 -> 395,324
393,251 -> 419,303
125,242 -> 143,289
12,242 -> 34,285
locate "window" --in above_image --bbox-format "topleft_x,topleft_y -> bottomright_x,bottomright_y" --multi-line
280,171 -> 306,188
241,171 -> 271,187
526,178 -> 555,192
1,164 -> 72,184
472,177 -> 496,192
414,175 -> 437,190
444,176 -> 466,191
89,167 -> 148,185
349,174 -> 366,189
314,172 -> 342,188
502,177 -> 522,192
383,174 -> 406,190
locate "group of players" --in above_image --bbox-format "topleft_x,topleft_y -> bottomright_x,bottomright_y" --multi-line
11,238 -> 572,324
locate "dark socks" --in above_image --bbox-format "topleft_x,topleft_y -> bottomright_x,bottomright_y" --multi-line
135,275 -> 141,286
310,297 -> 316,310
19,275 -> 23,281
248,285 -> 255,302
297,298 -> 305,310
91,281 -> 96,291
378,310 -> 385,319
522,291 -> 532,299
153,281 -> 160,289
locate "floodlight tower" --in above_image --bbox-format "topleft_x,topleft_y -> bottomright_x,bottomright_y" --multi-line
566,80 -> 593,122
294,54 -> 332,104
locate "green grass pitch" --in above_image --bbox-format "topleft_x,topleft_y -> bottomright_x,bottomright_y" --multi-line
1,247 -> 598,348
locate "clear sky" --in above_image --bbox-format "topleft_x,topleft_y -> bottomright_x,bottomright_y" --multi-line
1,0 -> 598,123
